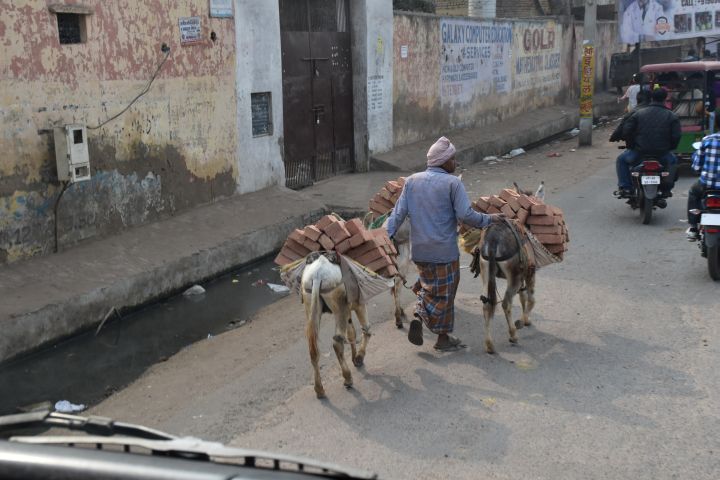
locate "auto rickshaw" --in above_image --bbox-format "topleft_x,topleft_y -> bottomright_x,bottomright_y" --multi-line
639,61 -> 720,163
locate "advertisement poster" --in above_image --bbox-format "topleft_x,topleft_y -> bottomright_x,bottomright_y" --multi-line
439,18 -> 513,104
513,21 -> 562,94
619,0 -> 720,44
210,0 -> 234,18
179,17 -> 202,45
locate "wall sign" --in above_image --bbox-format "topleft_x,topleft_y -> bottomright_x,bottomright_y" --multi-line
579,44 -> 595,119
251,93 -> 273,137
210,0 -> 234,18
179,17 -> 202,45
400,45 -> 409,59
439,18 -> 513,104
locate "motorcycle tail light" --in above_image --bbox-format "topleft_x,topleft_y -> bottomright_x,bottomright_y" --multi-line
661,172 -> 669,177
631,172 -> 640,177
706,197 -> 720,208
689,209 -> 701,215
706,228 -> 720,234
642,160 -> 662,171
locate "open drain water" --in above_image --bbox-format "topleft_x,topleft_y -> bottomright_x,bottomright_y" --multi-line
0,258 -> 286,416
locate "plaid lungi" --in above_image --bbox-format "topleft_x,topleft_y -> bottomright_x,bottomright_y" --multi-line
412,260 -> 460,334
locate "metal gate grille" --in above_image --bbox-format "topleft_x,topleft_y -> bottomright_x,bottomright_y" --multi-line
280,0 -> 353,190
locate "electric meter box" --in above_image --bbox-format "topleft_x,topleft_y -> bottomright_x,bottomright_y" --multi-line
54,124 -> 91,183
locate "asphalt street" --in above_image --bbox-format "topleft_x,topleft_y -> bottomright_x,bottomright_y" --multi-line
93,151 -> 720,479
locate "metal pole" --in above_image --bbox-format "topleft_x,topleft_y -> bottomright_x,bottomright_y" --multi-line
578,0 -> 597,146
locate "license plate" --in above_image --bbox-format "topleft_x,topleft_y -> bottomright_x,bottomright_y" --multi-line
701,213 -> 720,226
641,176 -> 660,185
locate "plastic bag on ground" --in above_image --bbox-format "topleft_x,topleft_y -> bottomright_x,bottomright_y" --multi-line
55,400 -> 86,413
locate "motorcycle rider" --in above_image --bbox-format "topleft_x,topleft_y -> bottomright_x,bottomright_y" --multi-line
687,134 -> 720,240
616,87 -> 681,201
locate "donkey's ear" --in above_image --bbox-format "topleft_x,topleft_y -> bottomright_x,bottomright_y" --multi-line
513,182 -> 523,194
534,181 -> 545,202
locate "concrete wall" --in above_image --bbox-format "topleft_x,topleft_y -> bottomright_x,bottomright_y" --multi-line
234,0 -> 285,194
352,0 -> 394,172
0,0 -> 238,263
393,13 -> 573,147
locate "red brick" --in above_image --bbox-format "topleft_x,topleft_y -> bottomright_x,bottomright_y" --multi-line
551,206 -> 564,217
274,252 -> 294,266
304,225 -> 322,241
384,265 -> 399,277
526,215 -> 561,226
530,204 -> 552,216
515,208 -> 528,224
346,239 -> 382,258
534,233 -> 565,245
529,224 -> 563,235
373,193 -> 395,209
318,234 -> 334,250
475,196 -> 491,210
356,247 -> 385,265
379,188 -> 394,201
285,238 -> 311,257
386,180 -> 402,193
501,204 -> 516,218
546,243 -> 568,254
489,196 -> 507,208
345,218 -> 364,236
316,215 -> 337,231
499,188 -> 520,202
303,238 -> 321,252
348,233 -> 366,248
487,206 -> 502,214
335,237 -> 353,254
517,195 -> 533,210
289,228 -> 306,243
506,197 -> 521,212
369,199 -> 392,215
324,220 -> 351,243
391,191 -> 401,203
280,246 -> 302,261
366,254 -> 392,273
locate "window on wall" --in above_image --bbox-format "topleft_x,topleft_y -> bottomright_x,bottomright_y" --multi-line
251,93 -> 273,137
57,13 -> 86,44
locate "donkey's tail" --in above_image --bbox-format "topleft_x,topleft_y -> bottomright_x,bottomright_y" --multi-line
486,237 -> 498,306
306,278 -> 322,359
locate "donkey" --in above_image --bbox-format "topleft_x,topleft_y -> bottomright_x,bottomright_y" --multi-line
475,220 -> 536,353
301,252 -> 371,399
386,220 -> 413,329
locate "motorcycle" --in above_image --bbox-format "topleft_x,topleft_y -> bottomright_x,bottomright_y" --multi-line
616,152 -> 671,225
690,189 -> 720,280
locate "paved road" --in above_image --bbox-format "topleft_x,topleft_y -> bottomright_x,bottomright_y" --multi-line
94,146 -> 720,479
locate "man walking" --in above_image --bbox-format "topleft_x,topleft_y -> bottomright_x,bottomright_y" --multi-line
687,134 -> 720,240
386,137 -> 502,351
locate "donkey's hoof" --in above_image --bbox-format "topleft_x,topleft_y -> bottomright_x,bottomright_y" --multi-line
485,341 -> 496,354
353,355 -> 365,368
315,389 -> 326,399
523,319 -> 533,327
395,321 -> 404,329
509,337 -> 518,345
344,381 -> 353,390
514,320 -> 525,330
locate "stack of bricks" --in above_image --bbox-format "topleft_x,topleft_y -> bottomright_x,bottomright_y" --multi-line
274,215 -> 399,277
369,176 -> 406,220
468,189 -> 570,259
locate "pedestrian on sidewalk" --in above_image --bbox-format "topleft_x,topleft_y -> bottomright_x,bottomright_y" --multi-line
386,137 -> 503,351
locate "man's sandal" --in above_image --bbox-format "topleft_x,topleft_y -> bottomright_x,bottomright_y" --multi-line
408,319 -> 423,346
434,335 -> 466,352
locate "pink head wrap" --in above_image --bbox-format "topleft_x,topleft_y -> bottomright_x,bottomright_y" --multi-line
426,136 -> 456,167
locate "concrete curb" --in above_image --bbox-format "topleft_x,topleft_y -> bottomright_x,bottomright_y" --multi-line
1,202 -> 326,365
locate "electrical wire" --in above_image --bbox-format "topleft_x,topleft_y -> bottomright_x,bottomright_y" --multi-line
87,50 -> 171,130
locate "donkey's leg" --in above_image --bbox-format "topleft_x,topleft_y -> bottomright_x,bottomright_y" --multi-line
480,260 -> 497,354
304,295 -> 325,399
392,277 -> 407,329
522,271 -> 536,326
502,268 -> 522,344
346,314 -> 358,362
331,302 -> 353,388
352,303 -> 371,367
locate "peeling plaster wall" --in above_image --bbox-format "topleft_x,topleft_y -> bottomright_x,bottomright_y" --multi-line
234,0 -> 285,194
394,13 -> 575,147
0,0 -> 237,263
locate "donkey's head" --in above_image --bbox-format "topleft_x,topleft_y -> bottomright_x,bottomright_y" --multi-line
513,181 -> 545,202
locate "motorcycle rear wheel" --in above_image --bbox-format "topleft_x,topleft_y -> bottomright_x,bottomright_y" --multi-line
639,192 -> 653,225
708,245 -> 720,281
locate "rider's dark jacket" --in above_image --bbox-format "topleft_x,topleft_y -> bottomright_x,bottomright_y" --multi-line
610,104 -> 648,149
622,102 -> 681,155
